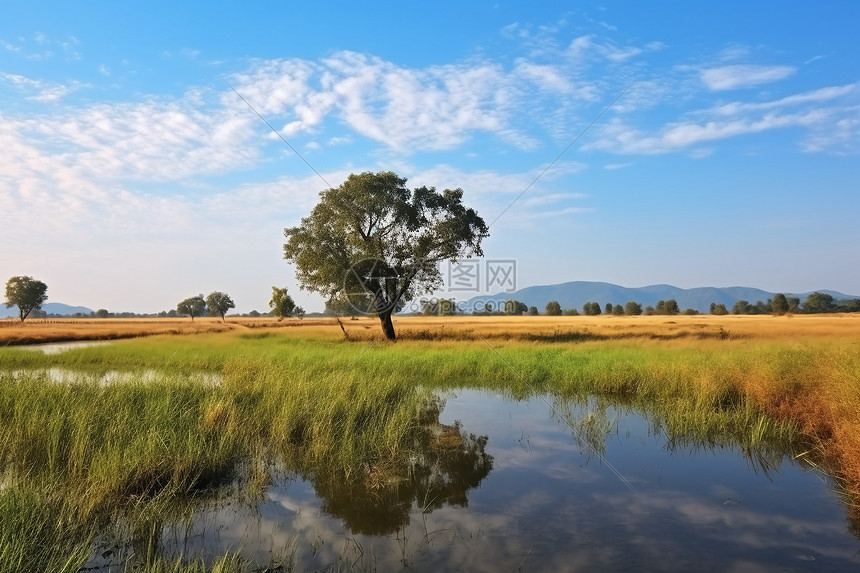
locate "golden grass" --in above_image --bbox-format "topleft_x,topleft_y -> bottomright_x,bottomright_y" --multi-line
0,317 -> 274,345
355,313 -> 860,343
3,313 -> 859,346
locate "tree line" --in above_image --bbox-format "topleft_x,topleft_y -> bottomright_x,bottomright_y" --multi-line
4,276 -> 305,323
418,292 -> 860,317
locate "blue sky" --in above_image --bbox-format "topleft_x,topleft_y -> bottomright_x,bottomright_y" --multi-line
2,1 -> 858,313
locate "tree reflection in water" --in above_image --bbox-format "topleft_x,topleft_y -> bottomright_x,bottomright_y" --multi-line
310,396 -> 493,535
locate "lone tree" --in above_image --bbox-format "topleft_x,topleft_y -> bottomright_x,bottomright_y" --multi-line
177,294 -> 206,321
206,291 -> 235,322
269,286 -> 303,320
284,171 -> 487,340
4,276 -> 48,323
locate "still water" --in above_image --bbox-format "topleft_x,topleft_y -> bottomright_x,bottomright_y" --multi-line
99,389 -> 860,572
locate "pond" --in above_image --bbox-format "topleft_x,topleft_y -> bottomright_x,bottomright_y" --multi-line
86,389 -> 860,572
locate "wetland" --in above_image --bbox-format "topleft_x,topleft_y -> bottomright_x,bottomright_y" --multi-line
1,315 -> 859,571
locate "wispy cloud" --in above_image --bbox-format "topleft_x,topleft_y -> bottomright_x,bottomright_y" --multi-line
567,35 -> 664,64
0,32 -> 80,60
604,162 -> 632,170
586,82 -> 859,154
1,72 -> 83,102
700,64 -> 796,90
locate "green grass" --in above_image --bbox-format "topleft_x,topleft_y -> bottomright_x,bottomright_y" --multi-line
1,330 -> 856,570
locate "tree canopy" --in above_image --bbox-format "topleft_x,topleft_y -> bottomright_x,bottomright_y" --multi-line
284,171 -> 487,340
802,292 -> 836,314
177,295 -> 206,321
269,286 -> 303,320
4,276 -> 48,323
582,301 -> 601,316
206,291 -> 235,322
545,300 -> 562,316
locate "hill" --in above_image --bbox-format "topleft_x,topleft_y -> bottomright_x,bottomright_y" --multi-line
1,302 -> 94,319
460,281 -> 858,314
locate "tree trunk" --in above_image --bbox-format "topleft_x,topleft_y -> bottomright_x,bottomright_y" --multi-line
378,310 -> 396,341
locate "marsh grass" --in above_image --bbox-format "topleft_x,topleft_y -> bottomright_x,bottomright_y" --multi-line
0,321 -> 858,568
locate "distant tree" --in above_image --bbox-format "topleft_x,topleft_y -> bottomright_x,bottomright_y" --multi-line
4,276 -> 48,323
682,308 -> 699,315
624,301 -> 643,316
421,298 -> 457,316
664,299 -> 680,315
247,309 -> 261,317
787,297 -> 800,313
841,299 -> 860,313
643,305 -> 656,316
731,300 -> 752,315
206,292 -> 235,322
167,309 -> 178,318
770,293 -> 789,315
177,295 -> 206,321
710,302 -> 729,315
605,303 -> 613,315
582,301 -> 601,316
611,304 -> 624,316
439,298 -> 457,316
802,292 -> 836,314
504,299 -> 528,315
545,300 -> 562,316
270,286 -> 303,320
563,308 -> 580,316
95,308 -> 111,319
527,305 -> 539,316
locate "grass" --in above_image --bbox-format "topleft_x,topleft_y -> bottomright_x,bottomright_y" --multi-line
1,315 -> 859,569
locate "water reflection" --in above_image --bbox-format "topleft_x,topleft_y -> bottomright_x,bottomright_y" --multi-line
300,397 -> 493,536
87,389 -> 860,572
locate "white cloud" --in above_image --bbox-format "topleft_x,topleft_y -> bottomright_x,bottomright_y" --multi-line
712,83 -> 858,115
1,72 -> 83,102
700,64 -> 796,90
589,109 -> 830,155
566,34 -> 662,64
604,162 -> 632,170
586,82 -> 859,155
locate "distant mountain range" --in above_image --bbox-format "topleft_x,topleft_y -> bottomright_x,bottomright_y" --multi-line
1,302 -> 94,319
460,281 -> 860,314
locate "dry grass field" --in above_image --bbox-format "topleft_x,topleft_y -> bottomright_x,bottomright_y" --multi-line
4,312 -> 859,346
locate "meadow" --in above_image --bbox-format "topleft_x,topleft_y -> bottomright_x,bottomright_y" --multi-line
1,314 -> 859,571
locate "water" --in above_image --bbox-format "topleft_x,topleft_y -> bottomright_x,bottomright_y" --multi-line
120,389 -> 860,572
11,340 -> 111,353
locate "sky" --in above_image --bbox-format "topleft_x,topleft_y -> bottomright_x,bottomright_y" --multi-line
1,1 -> 858,314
